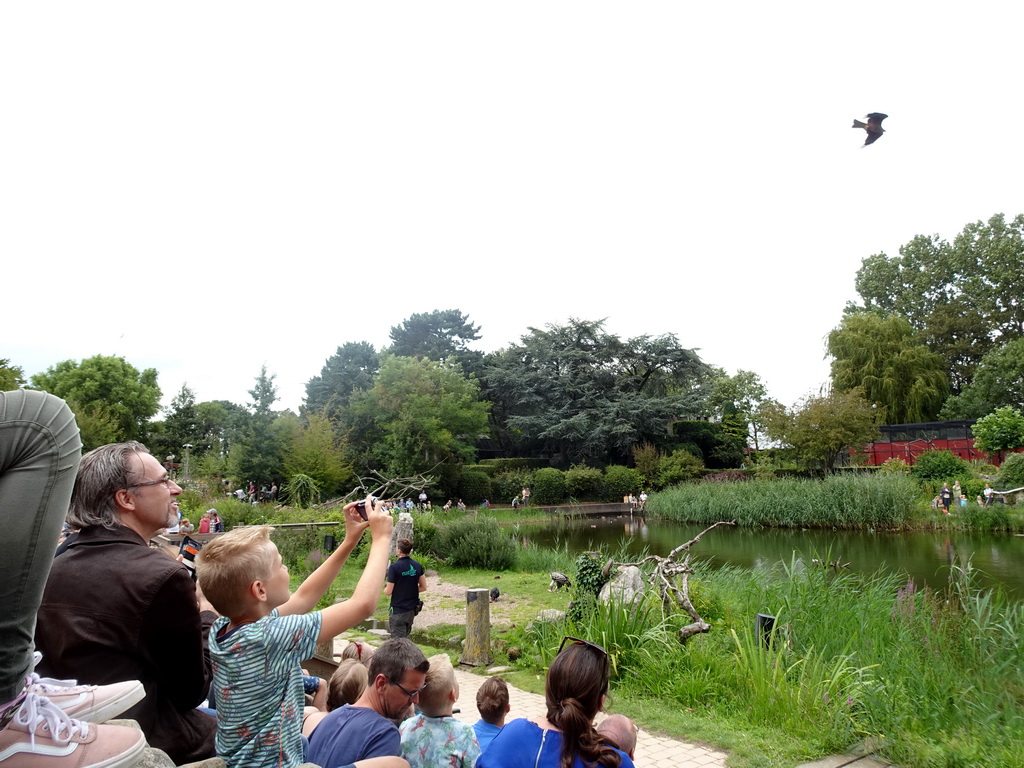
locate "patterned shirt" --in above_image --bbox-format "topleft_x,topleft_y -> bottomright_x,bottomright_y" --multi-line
399,713 -> 481,768
209,609 -> 323,768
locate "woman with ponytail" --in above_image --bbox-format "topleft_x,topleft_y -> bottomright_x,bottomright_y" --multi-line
478,637 -> 633,768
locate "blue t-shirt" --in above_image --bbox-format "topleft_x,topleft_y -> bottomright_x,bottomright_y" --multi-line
477,718 -> 634,768
307,705 -> 401,767
473,719 -> 503,753
209,609 -> 323,768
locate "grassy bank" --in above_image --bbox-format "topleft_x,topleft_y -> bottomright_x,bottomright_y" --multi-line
434,554 -> 1024,768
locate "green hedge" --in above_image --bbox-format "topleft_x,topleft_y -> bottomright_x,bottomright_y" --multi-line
532,467 -> 567,504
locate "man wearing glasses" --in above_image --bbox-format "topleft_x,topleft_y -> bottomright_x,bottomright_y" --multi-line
34,442 -> 219,764
308,638 -> 430,767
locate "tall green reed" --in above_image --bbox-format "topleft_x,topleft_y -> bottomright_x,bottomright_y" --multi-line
651,474 -> 919,529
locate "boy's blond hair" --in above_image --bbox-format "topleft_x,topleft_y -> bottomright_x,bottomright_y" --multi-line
196,525 -> 277,618
418,653 -> 457,717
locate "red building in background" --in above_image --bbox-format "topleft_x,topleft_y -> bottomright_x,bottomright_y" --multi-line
852,419 -> 1020,466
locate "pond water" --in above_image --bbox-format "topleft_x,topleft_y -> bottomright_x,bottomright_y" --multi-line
519,513 -> 1024,597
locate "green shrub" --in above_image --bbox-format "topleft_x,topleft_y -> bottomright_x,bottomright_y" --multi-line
603,465 -> 642,499
457,471 -> 492,504
911,450 -> 971,481
433,463 -> 464,501
479,457 -> 548,470
430,516 -> 516,569
658,449 -> 704,487
532,467 -> 567,504
284,473 -> 320,507
463,463 -> 497,477
410,517 -> 442,555
632,443 -> 664,488
564,465 -> 604,500
879,457 -> 911,475
998,453 -> 1024,488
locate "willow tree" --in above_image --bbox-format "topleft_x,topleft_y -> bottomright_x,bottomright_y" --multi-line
827,313 -> 948,424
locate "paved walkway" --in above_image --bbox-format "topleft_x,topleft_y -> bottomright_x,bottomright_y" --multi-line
450,667 -> 728,768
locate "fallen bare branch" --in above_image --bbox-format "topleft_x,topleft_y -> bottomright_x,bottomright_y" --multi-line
604,520 -> 735,643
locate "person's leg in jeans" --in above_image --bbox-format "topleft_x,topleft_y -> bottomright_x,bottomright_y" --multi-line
0,389 -> 146,767
0,389 -> 82,701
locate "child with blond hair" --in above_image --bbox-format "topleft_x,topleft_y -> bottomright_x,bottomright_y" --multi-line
196,497 -> 392,768
399,654 -> 480,768
302,658 -> 370,738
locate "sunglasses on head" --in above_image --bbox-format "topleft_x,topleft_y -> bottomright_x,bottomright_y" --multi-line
558,636 -> 608,658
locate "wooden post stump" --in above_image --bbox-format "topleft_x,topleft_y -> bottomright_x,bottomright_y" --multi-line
460,588 -> 492,666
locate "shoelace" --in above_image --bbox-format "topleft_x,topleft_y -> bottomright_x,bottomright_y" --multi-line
29,652 -> 92,694
14,692 -> 90,748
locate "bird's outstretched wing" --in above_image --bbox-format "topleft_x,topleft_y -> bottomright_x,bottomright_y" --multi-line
862,112 -> 888,145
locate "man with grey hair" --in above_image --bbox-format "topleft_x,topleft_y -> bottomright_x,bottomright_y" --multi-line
35,441 -> 218,764
307,638 -> 430,767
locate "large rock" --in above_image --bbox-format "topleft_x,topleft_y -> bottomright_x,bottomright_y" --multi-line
391,512 -> 415,557
599,565 -> 644,605
527,608 -> 566,632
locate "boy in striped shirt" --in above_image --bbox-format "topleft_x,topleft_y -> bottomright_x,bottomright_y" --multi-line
196,497 -> 392,768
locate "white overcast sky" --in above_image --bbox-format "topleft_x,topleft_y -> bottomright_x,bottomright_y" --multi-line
3,2 -> 1022,415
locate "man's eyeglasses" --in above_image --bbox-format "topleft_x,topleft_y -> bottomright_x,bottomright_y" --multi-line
392,680 -> 427,701
126,477 -> 174,490
558,635 -> 608,658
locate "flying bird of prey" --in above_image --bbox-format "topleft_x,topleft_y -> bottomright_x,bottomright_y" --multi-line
852,112 -> 887,146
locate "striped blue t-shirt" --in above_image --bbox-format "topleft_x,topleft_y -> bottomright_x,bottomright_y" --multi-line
210,609 -> 323,768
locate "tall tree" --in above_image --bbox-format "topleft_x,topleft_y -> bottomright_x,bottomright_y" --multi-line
388,309 -> 484,375
853,213 -> 1024,392
232,366 -> 285,483
304,342 -> 380,422
972,406 -> 1024,458
827,313 -> 948,424
151,384 -> 201,458
482,319 -> 709,465
706,369 -> 778,449
762,388 -> 880,472
282,413 -> 354,497
31,355 -> 160,442
350,355 -> 490,476
0,358 -> 26,391
940,337 -> 1024,419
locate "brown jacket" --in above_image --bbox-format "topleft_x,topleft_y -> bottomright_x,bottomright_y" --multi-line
36,525 -> 217,764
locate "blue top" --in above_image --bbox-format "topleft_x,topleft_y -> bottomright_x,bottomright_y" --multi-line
477,718 -> 634,768
473,719 -> 503,753
307,705 -> 401,767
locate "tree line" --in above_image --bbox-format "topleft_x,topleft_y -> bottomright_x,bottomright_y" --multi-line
9,212 -> 1022,494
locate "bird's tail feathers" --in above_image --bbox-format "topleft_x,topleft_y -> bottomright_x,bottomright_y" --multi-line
852,119 -> 867,129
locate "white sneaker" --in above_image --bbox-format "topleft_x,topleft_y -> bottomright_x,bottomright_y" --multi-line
27,655 -> 144,724
0,691 -> 145,768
